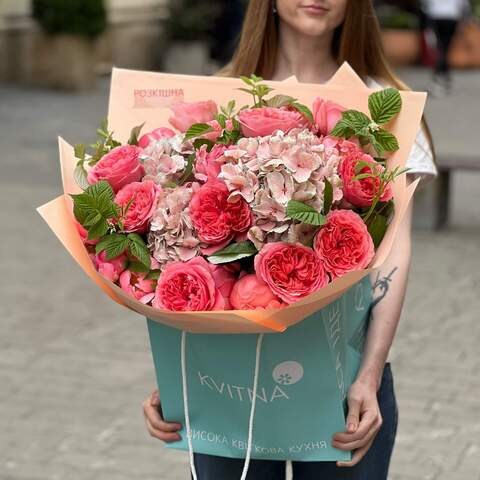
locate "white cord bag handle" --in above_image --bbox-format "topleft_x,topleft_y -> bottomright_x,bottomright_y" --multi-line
181,331 -> 264,480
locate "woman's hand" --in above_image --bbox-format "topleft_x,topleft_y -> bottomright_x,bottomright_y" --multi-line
332,377 -> 382,467
142,389 -> 182,442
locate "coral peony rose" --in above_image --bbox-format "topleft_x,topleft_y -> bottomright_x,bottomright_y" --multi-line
189,180 -> 252,248
195,144 -> 228,182
238,106 -> 308,137
313,209 -> 374,280
339,142 -> 393,208
230,274 -> 284,310
254,242 -> 328,304
169,100 -> 218,132
119,257 -> 159,304
138,127 -> 175,148
152,257 -> 235,311
114,180 -> 161,233
313,97 -> 346,136
226,196 -> 253,233
87,145 -> 144,192
92,250 -> 128,282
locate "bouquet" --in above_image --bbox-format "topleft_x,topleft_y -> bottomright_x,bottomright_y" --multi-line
37,66 -> 426,466
70,75 -> 406,313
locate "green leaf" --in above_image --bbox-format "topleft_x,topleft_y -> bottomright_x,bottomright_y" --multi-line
87,220 -> 109,241
86,180 -> 114,203
374,128 -> 399,152
240,75 -> 254,86
352,172 -> 374,182
127,122 -> 145,145
83,211 -> 103,227
216,114 -> 226,128
237,87 -> 254,96
71,180 -> 118,240
330,120 -> 355,138
265,94 -> 297,108
95,233 -> 128,260
368,88 -> 402,125
184,123 -> 215,140
342,110 -> 371,131
286,200 -> 327,226
367,213 -> 388,248
128,260 -> 151,273
145,269 -> 161,280
74,144 -> 86,161
207,241 -> 258,265
73,164 -> 90,190
85,180 -> 116,217
290,102 -> 314,123
323,178 -> 333,215
178,153 -> 195,186
193,138 -> 214,151
127,233 -> 151,269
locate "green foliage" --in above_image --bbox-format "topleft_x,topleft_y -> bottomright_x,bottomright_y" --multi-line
239,75 -> 314,123
207,241 -> 258,265
365,200 -> 395,248
73,118 -> 121,190
368,88 -> 402,125
184,123 -> 214,140
127,123 -> 145,146
331,87 -> 402,156
322,179 -> 333,215
71,180 -> 117,241
32,0 -> 107,38
126,233 -> 151,270
286,201 -> 326,226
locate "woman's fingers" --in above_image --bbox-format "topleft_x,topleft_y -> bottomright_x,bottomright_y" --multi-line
336,437 -> 375,468
144,417 -> 181,442
345,395 -> 361,433
150,389 -> 160,407
332,409 -> 378,443
332,416 -> 382,451
142,391 -> 182,443
143,399 -> 182,431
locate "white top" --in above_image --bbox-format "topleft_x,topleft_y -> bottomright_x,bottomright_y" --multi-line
367,78 -> 438,186
422,0 -> 469,19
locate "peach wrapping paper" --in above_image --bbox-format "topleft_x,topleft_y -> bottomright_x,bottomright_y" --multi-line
37,63 -> 424,334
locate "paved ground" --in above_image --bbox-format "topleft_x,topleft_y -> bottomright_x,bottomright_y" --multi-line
1,68 -> 479,480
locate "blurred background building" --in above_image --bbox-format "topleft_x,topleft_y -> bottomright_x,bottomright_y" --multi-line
1,0 -> 479,90
1,2 -> 479,480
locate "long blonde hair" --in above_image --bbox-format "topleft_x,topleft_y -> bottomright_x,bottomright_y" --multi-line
218,0 -> 433,152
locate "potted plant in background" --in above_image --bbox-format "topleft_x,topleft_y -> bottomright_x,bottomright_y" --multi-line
162,0 -> 221,74
31,0 -> 107,90
377,4 -> 421,66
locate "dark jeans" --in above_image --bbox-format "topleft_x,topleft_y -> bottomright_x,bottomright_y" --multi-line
194,364 -> 398,480
432,19 -> 459,79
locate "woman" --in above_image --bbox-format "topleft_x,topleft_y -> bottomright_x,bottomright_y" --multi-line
143,1 -> 437,478
422,0 -> 470,95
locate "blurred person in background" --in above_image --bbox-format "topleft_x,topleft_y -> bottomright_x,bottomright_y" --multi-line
143,1 -> 437,478
422,0 -> 471,95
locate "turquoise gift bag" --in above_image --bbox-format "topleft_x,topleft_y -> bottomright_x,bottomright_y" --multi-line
147,276 -> 372,466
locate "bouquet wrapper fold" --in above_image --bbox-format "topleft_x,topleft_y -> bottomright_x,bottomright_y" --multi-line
37,63 -> 424,334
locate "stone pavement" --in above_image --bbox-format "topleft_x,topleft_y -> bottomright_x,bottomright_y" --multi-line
1,68 -> 479,480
